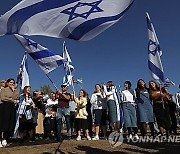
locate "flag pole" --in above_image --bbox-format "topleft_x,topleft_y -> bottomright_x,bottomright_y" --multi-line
45,74 -> 59,91
70,68 -> 75,96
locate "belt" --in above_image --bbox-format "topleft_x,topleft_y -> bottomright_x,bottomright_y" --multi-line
59,106 -> 69,109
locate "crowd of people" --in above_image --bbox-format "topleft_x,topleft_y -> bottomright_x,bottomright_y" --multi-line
0,78 -> 180,148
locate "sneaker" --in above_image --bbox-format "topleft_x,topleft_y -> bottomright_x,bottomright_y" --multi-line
92,136 -> 99,140
76,136 -> 81,141
1,140 -> 7,147
134,134 -> 139,140
0,141 -> 3,148
87,136 -> 91,140
129,134 -> 133,140
29,139 -> 35,143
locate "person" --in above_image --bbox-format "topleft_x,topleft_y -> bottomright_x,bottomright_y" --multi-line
18,86 -> 35,144
44,92 -> 58,140
0,78 -> 19,147
121,81 -> 138,139
167,93 -> 177,134
33,91 -> 45,139
135,79 -> 154,136
103,81 -> 118,132
72,89 -> 91,141
175,86 -> 180,126
149,80 -> 171,137
56,85 -> 71,140
90,84 -> 107,140
0,80 -> 6,91
69,98 -> 76,135
86,93 -> 93,137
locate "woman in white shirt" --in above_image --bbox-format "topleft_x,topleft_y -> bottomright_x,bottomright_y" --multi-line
91,84 -> 107,140
103,81 -> 118,132
121,81 -> 138,140
18,86 -> 35,143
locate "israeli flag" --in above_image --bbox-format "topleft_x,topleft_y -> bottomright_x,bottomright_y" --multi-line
14,34 -> 64,74
17,53 -> 30,91
62,41 -> 74,86
0,0 -> 134,41
13,95 -> 26,138
111,86 -> 124,129
146,12 -> 165,83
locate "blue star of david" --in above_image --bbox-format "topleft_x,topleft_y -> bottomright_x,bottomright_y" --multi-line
61,0 -> 103,22
148,40 -> 160,56
25,38 -> 38,49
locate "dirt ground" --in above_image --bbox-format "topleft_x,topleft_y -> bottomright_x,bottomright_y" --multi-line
0,134 -> 180,154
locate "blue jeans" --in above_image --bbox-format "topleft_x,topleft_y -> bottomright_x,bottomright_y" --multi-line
57,107 -> 71,138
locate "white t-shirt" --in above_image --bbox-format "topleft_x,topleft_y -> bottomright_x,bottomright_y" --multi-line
90,92 -> 107,110
121,89 -> 136,103
45,98 -> 58,117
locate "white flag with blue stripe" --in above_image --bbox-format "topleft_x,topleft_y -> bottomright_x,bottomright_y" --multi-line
62,41 -> 74,86
0,0 -> 134,41
17,53 -> 30,91
146,12 -> 165,83
14,34 -> 64,74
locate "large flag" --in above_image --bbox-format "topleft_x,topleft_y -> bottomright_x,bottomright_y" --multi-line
14,34 -> 64,74
17,53 -> 30,91
0,0 -> 134,41
62,41 -> 74,86
146,12 -> 165,83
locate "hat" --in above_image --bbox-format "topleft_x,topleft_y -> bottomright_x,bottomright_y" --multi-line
61,84 -> 67,88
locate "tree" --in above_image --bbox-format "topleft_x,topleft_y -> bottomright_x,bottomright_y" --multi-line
40,85 -> 52,96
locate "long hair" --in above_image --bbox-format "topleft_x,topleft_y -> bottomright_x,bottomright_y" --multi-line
149,80 -> 160,91
94,84 -> 101,93
124,80 -> 132,89
136,79 -> 148,99
79,89 -> 88,99
23,86 -> 31,100
5,78 -> 15,87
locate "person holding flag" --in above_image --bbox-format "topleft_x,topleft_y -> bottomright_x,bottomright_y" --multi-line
71,89 -> 91,141
103,81 -> 123,132
56,85 -> 72,141
149,80 -> 171,138
18,86 -> 36,144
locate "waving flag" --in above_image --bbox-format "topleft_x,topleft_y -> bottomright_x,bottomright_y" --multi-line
17,53 -> 30,91
146,12 -> 165,83
14,34 -> 64,74
62,41 -> 74,86
113,86 -> 124,129
0,0 -> 134,41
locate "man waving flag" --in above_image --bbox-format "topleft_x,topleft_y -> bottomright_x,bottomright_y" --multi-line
14,34 -> 64,74
146,12 -> 165,83
0,0 -> 134,41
